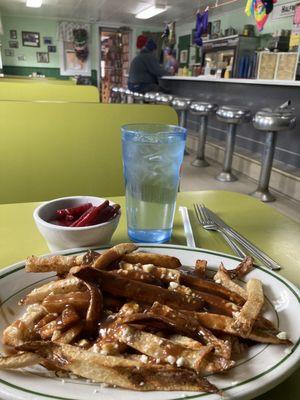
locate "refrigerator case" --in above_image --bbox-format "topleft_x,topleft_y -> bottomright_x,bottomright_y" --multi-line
202,35 -> 260,78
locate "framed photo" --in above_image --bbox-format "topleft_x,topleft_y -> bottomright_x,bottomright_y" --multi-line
10,30 -> 17,39
180,49 -> 188,64
18,55 -> 26,61
211,20 -> 221,36
43,37 -> 52,45
22,31 -> 40,47
37,52 -> 49,63
9,41 -> 19,48
5,49 -> 14,57
48,45 -> 56,53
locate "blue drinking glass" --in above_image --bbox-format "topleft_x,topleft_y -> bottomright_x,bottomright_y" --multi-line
122,124 -> 187,243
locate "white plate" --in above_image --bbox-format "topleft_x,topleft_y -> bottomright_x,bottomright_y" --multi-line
0,244 -> 299,400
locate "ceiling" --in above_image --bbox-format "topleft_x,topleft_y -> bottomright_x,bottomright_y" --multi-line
0,0 -> 243,26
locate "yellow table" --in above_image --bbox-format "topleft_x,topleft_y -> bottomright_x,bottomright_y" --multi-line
0,190 -> 299,399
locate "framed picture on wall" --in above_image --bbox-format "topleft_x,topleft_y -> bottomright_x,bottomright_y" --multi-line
10,30 -> 17,39
5,49 -> 14,57
44,37 -> 52,45
48,45 -> 56,53
22,31 -> 40,47
18,55 -> 26,61
9,41 -> 19,48
37,52 -> 49,63
180,49 -> 188,64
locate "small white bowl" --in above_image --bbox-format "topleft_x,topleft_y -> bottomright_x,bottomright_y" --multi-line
33,196 -> 121,252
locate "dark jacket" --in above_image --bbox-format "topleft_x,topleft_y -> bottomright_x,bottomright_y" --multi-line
128,48 -> 167,85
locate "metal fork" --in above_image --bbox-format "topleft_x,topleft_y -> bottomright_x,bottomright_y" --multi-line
194,203 -> 247,259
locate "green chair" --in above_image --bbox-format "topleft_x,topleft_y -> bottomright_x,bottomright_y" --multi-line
0,102 -> 178,204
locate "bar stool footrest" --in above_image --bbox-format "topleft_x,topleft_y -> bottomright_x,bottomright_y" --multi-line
191,158 -> 210,167
250,189 -> 276,202
216,171 -> 238,182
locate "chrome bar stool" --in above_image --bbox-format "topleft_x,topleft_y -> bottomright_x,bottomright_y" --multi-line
133,92 -> 144,104
155,93 -> 173,105
125,89 -> 134,104
189,101 -> 218,167
111,86 -> 121,103
144,92 -> 160,104
118,87 -> 127,104
216,105 -> 251,182
171,97 -> 192,155
251,108 -> 296,202
171,97 -> 192,128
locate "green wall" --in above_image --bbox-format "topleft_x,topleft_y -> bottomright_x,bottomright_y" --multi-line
1,16 -> 59,68
0,15 -> 98,80
177,1 -> 295,41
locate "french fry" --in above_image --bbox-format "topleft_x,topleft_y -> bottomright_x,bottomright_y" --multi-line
114,324 -> 213,372
3,304 -> 46,347
25,254 -> 87,274
180,273 -> 245,306
83,281 -> 103,334
122,252 -> 181,269
195,260 -> 207,277
0,244 -> 292,394
109,269 -> 159,285
92,243 -> 138,270
17,342 -> 218,392
75,268 -> 204,311
42,291 -> 90,313
169,282 -> 240,317
120,262 -> 181,284
39,307 -> 81,339
93,302 -> 141,355
214,264 -> 247,300
0,352 -> 43,369
187,311 -> 291,344
169,335 -> 235,374
118,303 -> 231,359
23,276 -> 85,305
226,256 -> 254,279
53,323 -> 83,344
232,279 -> 264,337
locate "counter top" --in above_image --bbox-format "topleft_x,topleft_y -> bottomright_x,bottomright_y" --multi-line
161,75 -> 300,87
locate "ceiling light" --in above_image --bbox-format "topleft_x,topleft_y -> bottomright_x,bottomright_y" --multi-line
135,5 -> 166,19
26,0 -> 43,8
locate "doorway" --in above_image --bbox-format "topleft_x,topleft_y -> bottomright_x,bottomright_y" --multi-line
99,28 -> 131,103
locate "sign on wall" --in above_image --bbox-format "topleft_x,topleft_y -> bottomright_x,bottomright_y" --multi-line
272,1 -> 297,20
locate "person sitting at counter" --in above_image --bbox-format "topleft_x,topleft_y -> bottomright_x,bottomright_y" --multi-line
164,47 -> 178,75
128,38 -> 168,93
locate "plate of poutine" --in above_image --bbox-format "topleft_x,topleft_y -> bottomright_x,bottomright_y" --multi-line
0,243 -> 299,400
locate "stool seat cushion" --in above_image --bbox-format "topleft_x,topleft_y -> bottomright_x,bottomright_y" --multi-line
172,97 -> 192,111
144,92 -> 160,102
216,105 -> 251,124
253,110 -> 296,132
190,102 -> 218,115
156,94 -> 173,105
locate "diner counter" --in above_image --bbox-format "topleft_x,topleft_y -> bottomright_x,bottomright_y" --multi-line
162,75 -> 300,87
160,77 -> 300,169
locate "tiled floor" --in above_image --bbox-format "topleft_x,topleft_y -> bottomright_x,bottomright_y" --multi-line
181,154 -> 300,223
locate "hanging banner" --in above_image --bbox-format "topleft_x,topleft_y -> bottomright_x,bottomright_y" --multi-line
272,1 -> 297,20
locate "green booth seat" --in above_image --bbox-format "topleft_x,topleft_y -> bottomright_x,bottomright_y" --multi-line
0,102 -> 178,204
0,81 -> 99,102
0,76 -> 76,85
